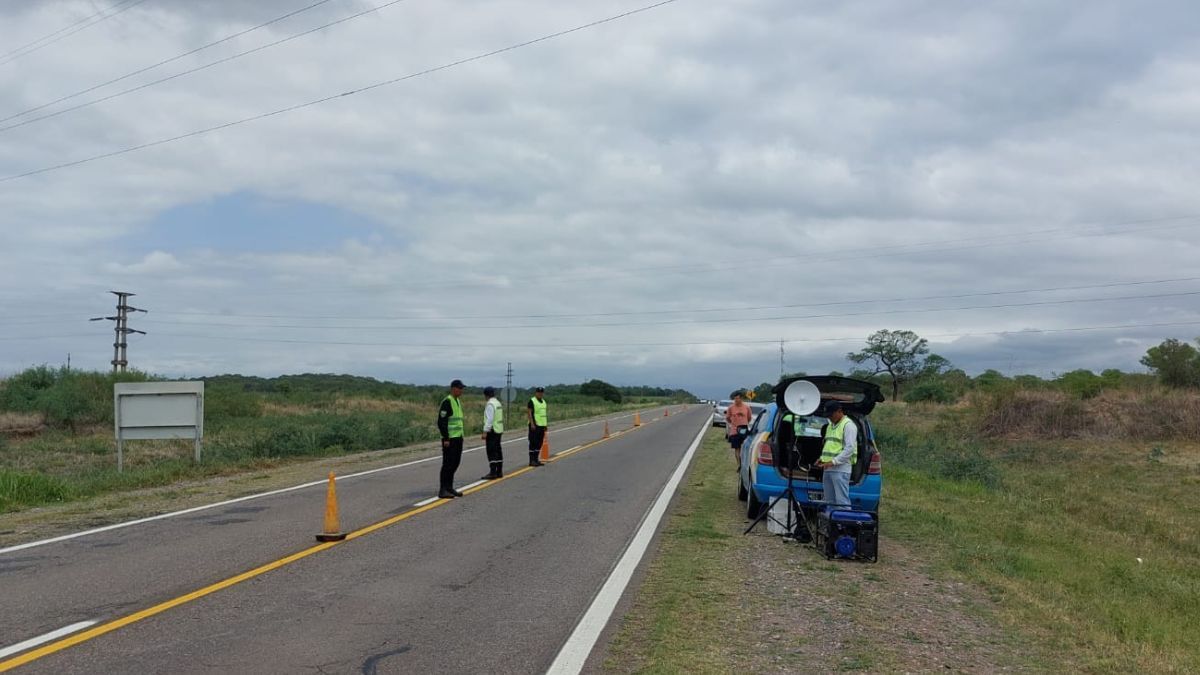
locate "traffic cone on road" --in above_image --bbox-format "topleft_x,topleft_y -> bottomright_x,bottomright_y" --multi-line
315,472 -> 346,542
603,420 -> 610,438
540,433 -> 551,462
664,408 -> 670,417
634,412 -> 642,427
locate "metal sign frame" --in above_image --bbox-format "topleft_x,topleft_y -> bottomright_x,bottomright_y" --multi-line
114,382 -> 204,472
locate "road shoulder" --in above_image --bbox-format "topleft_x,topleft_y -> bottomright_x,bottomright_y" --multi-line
597,429 -> 1032,673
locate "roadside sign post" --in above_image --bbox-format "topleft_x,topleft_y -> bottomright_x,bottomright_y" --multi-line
114,382 -> 204,472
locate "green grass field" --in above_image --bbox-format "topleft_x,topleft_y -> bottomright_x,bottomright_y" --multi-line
0,368 -> 682,513
874,403 -> 1200,672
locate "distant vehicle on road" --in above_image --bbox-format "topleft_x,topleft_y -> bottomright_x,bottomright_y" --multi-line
712,399 -> 733,426
737,376 -> 884,518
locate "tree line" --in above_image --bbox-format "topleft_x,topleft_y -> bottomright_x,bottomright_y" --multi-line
745,329 -> 1200,404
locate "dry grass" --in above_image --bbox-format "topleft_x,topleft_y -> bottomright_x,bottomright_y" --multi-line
0,412 -> 44,435
975,388 -> 1200,441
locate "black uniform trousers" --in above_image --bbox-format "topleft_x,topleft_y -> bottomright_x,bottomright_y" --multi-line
485,431 -> 503,467
528,424 -> 546,453
440,437 -> 463,490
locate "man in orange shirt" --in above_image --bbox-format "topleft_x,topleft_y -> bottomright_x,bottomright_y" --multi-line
724,390 -> 754,466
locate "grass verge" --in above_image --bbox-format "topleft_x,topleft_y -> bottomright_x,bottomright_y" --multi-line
875,403 -> 1200,673
601,429 -> 1025,673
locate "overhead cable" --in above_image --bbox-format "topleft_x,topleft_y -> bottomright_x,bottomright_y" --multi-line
1,0 -> 339,124
0,0 -> 683,182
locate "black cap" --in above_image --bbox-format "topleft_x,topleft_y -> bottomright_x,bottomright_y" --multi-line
535,386 -> 545,392
824,401 -> 843,414
484,386 -> 496,397
450,379 -> 465,389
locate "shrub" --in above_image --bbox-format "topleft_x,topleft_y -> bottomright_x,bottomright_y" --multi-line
905,381 -> 957,404
205,385 -> 262,419
1056,369 -> 1104,400
874,428 -> 1001,489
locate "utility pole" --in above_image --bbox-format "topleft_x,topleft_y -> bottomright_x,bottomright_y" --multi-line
505,362 -> 513,412
91,291 -> 147,372
780,339 -> 785,380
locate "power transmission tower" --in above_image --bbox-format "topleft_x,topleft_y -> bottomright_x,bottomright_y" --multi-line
90,291 -> 147,372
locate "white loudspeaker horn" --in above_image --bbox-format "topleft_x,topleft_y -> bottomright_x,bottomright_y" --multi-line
782,379 -> 821,415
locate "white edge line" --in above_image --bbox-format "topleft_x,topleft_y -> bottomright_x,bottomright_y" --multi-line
0,620 -> 97,659
460,480 -> 488,491
0,411 -> 650,556
413,497 -> 439,507
545,415 -> 709,675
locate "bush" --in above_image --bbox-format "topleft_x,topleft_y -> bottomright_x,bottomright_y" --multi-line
1056,369 -> 1104,400
875,428 -> 1001,488
205,385 -> 262,419
905,381 -> 957,404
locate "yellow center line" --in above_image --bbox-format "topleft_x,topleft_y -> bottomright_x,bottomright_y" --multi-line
0,411 -> 679,672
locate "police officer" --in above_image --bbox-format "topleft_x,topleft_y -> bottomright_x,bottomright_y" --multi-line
480,386 -> 504,480
526,386 -> 547,467
436,379 -> 467,498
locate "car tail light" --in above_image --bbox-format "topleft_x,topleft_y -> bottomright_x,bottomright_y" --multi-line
867,450 -> 882,475
757,437 -> 773,466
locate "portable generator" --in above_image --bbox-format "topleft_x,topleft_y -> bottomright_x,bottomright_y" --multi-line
814,510 -> 878,562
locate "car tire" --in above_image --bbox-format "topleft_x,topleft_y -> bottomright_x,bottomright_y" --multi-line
737,477 -> 748,501
746,487 -> 762,519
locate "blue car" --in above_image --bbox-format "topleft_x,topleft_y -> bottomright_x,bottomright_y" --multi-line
737,376 -> 884,519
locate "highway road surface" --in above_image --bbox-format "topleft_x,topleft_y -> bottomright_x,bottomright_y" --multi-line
0,406 -> 711,674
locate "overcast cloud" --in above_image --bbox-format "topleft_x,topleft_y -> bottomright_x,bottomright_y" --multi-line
2,0 -> 1199,398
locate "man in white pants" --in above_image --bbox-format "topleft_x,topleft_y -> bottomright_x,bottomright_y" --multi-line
815,402 -> 856,509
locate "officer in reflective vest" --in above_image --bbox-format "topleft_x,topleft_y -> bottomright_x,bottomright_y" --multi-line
436,379 -> 467,498
526,386 -> 547,467
816,402 -> 856,509
480,386 -> 505,480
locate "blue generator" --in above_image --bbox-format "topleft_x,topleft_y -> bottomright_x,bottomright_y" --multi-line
814,510 -> 878,562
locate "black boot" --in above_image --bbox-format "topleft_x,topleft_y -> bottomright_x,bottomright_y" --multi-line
529,452 -> 543,467
438,488 -> 456,499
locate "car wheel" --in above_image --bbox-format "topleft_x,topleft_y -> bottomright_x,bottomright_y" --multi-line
746,487 -> 762,518
737,476 -> 748,501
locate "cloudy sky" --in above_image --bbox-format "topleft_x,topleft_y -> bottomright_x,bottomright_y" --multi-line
1,0 -> 1199,398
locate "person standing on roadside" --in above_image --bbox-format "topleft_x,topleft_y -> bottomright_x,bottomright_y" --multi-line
526,386 -> 547,467
725,390 -> 754,467
815,402 -> 857,509
480,386 -> 504,480
436,379 -> 467,498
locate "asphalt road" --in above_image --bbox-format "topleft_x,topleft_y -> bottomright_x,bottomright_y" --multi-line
1,405 -> 711,674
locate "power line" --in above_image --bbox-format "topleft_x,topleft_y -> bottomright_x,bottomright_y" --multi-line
126,319 -> 1200,348
1,0 -> 340,125
0,0 -> 417,134
0,0 -> 683,183
0,0 -> 152,67
140,274 -> 1200,322
136,289 -> 1200,331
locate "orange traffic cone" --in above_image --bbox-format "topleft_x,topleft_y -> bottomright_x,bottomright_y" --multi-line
634,412 -> 642,427
540,433 -> 551,462
315,472 -> 346,542
603,420 -> 610,438
664,408 -> 670,417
